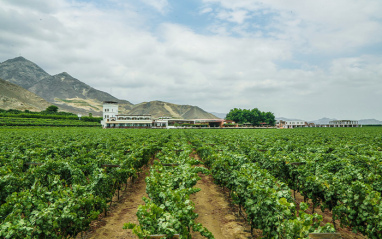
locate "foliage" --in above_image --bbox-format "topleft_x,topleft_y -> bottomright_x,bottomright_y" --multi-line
0,107 -> 102,126
225,108 -> 276,126
1,126 -> 382,238
45,105 -> 59,113
125,137 -> 213,239
188,127 -> 382,238
0,128 -> 163,238
191,145 -> 334,238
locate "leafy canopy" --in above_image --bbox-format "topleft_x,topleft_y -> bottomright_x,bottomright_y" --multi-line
225,108 -> 276,126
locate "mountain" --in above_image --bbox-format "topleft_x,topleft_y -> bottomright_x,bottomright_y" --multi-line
276,117 -> 304,121
359,119 -> 382,125
128,101 -> 218,119
209,112 -> 226,119
0,57 -> 133,116
28,72 -> 133,115
309,118 -> 337,124
0,78 -> 51,111
29,72 -> 130,103
0,56 -> 216,119
0,57 -> 51,89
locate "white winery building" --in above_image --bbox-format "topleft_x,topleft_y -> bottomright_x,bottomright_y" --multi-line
100,101 -> 154,128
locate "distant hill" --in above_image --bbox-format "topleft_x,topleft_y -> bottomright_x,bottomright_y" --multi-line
309,117 -> 337,124
128,101 -> 217,119
0,78 -> 51,111
359,119 -> 382,125
0,56 -> 216,119
209,112 -> 226,119
276,117 -> 304,121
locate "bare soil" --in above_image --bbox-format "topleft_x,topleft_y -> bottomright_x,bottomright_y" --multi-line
190,151 -> 257,239
82,151 -> 257,239
81,169 -> 149,239
79,151 -> 366,239
190,172 -> 255,239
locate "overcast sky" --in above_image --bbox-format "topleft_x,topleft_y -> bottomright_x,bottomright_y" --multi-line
1,0 -> 381,120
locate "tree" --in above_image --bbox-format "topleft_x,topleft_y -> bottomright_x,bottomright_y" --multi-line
264,112 -> 276,126
225,108 -> 244,123
45,105 -> 58,113
225,108 -> 276,126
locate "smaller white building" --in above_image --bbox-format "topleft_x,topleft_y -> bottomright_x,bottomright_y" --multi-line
101,101 -> 153,128
284,121 -> 306,128
329,120 -> 359,127
102,101 -> 118,121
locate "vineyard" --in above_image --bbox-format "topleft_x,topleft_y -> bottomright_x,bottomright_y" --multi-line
0,110 -> 102,127
0,127 -> 381,238
0,117 -> 100,127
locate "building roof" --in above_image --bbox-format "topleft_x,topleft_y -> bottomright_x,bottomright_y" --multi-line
194,119 -> 224,122
117,114 -> 151,116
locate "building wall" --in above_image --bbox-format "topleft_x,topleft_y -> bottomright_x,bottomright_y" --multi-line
284,121 -> 306,128
103,102 -> 118,120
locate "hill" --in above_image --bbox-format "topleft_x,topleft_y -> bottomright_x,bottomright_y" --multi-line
0,78 -> 51,111
128,101 -> 217,119
359,119 -> 382,125
0,57 -> 51,89
209,112 -> 226,119
28,72 -> 133,115
0,56 -> 217,119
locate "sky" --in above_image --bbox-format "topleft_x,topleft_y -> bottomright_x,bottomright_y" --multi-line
0,0 -> 381,121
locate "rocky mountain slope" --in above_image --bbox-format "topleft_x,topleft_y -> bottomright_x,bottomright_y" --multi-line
0,78 -> 51,111
128,101 -> 217,119
28,71 -> 133,115
0,56 -> 217,119
0,57 -> 50,89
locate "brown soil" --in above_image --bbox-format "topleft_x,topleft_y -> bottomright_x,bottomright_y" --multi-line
190,173 -> 256,239
82,150 -> 257,239
80,150 -> 366,239
292,190 -> 367,239
81,169 -> 149,239
190,151 -> 257,239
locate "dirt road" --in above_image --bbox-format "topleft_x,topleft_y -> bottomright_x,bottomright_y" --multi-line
84,170 -> 148,239
190,173 -> 254,239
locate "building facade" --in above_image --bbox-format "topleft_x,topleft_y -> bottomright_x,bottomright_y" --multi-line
101,101 -> 153,128
100,101 -> 236,129
284,121 -> 306,128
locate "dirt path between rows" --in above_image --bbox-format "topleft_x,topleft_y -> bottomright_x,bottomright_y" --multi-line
190,151 -> 256,239
79,149 -> 368,239
82,152 -> 256,239
82,168 -> 149,239
190,173 -> 255,239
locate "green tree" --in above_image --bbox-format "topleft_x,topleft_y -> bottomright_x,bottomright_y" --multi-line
264,112 -> 276,126
225,108 -> 244,123
225,108 -> 276,126
45,105 -> 59,113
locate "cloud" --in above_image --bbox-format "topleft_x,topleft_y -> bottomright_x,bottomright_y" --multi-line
0,0 -> 381,120
215,9 -> 249,24
200,7 -> 213,14
202,0 -> 382,53
140,0 -> 169,14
